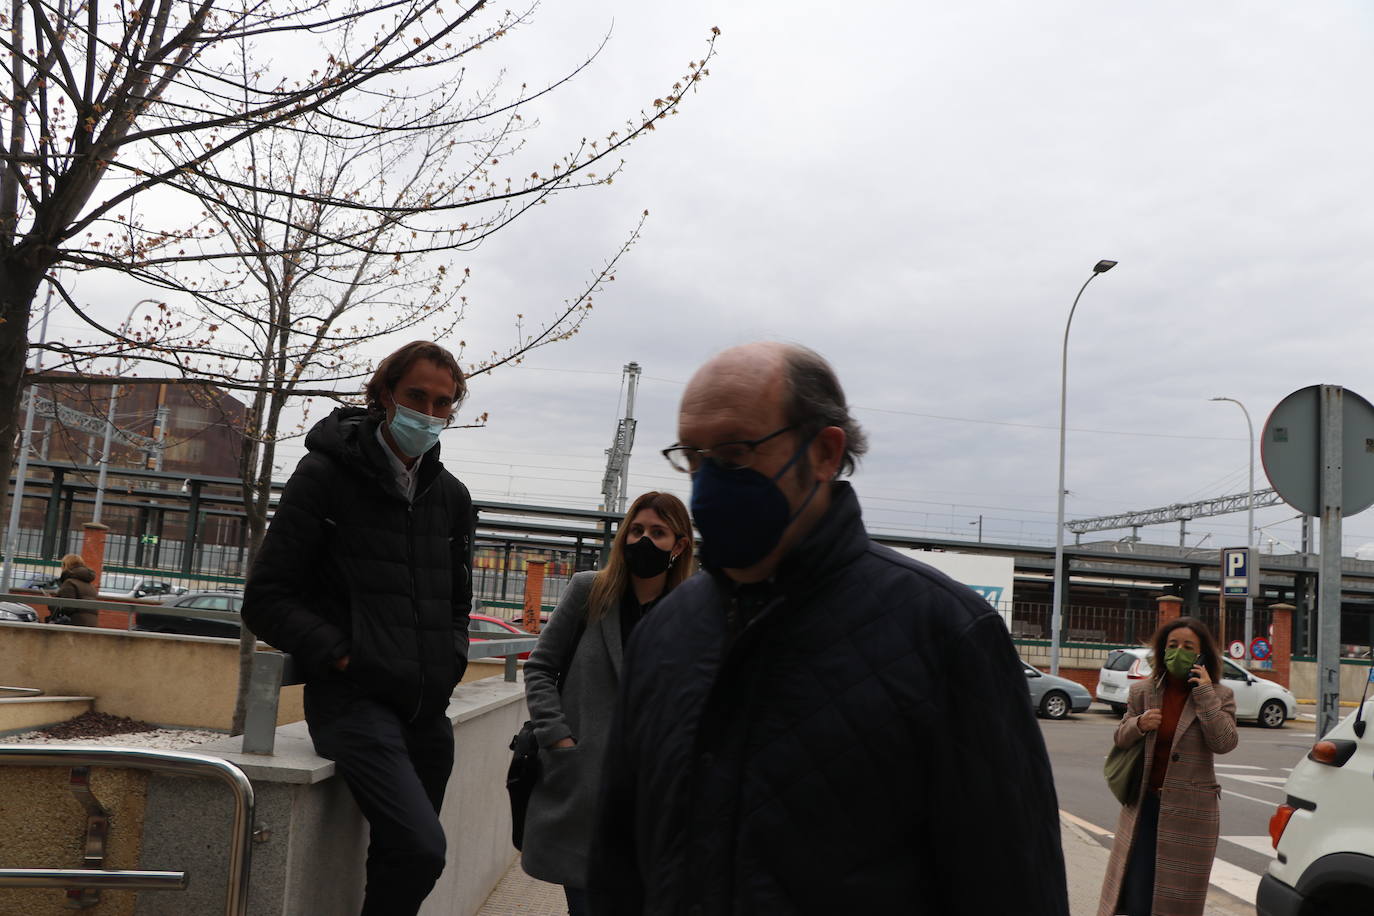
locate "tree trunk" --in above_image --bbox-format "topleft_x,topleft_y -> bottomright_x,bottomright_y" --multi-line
0,259 -> 48,543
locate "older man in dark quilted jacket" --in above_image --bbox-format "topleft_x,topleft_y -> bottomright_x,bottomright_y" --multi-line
243,341 -> 474,916
589,342 -> 1068,915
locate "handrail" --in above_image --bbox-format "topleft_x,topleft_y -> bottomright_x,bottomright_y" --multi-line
0,686 -> 42,697
0,746 -> 255,916
0,592 -> 240,626
0,868 -> 187,890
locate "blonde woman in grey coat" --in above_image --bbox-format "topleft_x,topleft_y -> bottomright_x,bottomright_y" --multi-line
521,491 -> 693,915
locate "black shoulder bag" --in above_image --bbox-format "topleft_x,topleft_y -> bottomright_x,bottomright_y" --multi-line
507,613 -> 587,851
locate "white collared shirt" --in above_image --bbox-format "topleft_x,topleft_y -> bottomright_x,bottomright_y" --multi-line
375,425 -> 418,502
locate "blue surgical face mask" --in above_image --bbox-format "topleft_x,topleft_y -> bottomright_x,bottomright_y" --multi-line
690,434 -> 820,569
387,403 -> 445,458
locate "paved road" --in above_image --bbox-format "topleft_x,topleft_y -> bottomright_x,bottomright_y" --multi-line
1042,702 -> 1317,913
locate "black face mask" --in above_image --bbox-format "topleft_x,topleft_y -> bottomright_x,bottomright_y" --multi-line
625,536 -> 674,579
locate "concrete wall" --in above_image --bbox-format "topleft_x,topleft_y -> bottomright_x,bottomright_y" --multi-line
0,765 -> 148,916
132,677 -> 527,916
1289,658 -> 1374,703
0,621 -> 303,731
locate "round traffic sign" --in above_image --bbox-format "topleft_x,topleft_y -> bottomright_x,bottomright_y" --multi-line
1262,385 -> 1374,517
1228,640 -> 1246,660
1251,637 -> 1272,661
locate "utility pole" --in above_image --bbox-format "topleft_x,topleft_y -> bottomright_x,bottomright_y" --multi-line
601,362 -> 641,515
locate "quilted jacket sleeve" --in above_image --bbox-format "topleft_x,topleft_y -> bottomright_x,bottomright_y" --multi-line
585,644 -> 644,916
930,610 -> 1070,916
242,457 -> 350,678
451,492 -> 475,661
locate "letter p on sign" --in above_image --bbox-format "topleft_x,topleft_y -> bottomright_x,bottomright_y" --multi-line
1221,547 -> 1256,597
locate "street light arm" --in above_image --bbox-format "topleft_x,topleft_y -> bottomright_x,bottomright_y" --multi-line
1051,263 -> 1114,676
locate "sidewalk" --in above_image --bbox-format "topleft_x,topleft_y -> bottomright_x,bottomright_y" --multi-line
476,857 -> 565,915
476,818 -> 1258,915
1061,813 -> 1255,916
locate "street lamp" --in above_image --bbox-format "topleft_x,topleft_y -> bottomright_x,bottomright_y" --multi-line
92,299 -> 161,525
1050,259 -> 1117,676
1211,396 -> 1256,660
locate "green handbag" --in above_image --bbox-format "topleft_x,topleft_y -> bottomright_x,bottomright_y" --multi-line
1103,739 -> 1145,805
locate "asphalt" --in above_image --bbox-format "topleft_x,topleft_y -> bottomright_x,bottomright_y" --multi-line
475,816 -> 1258,915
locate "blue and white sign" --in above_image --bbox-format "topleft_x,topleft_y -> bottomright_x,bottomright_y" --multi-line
1221,547 -> 1258,598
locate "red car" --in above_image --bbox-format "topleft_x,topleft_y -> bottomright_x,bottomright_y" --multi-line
470,613 -> 533,659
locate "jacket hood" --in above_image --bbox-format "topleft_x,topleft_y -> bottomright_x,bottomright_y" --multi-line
304,406 -> 445,495
62,565 -> 95,583
304,406 -> 375,467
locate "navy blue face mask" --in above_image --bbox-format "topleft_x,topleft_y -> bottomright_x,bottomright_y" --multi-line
690,434 -> 820,570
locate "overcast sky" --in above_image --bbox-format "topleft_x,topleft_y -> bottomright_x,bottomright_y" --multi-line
52,1 -> 1374,556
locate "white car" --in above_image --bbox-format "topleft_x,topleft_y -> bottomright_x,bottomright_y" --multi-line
1259,699 -> 1374,914
1095,646 -> 1296,728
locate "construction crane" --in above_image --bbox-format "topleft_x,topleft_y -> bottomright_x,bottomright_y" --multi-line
601,362 -> 641,514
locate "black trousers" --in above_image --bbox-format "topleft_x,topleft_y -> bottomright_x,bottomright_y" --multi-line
1119,791 -> 1161,916
306,679 -> 455,916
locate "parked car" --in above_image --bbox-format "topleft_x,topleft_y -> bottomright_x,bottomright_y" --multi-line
1259,699 -> 1374,914
20,573 -> 60,591
470,613 -> 532,660
0,601 -> 38,623
1096,646 -> 1296,727
101,578 -> 186,601
131,590 -> 242,638
1022,660 -> 1093,719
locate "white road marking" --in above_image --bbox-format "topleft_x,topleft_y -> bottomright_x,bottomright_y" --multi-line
1222,788 -> 1283,807
1209,855 -> 1263,902
1222,835 -> 1277,858
1060,808 -> 1113,839
1214,763 -> 1265,770
1220,772 -> 1289,788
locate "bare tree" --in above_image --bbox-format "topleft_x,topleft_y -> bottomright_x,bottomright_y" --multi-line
1,0 -> 719,530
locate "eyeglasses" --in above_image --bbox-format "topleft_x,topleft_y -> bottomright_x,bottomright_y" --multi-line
661,424 -> 798,473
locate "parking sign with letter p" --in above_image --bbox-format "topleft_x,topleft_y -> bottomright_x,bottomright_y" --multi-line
1222,547 -> 1257,598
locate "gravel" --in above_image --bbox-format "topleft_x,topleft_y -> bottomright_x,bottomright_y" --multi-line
5,711 -> 226,749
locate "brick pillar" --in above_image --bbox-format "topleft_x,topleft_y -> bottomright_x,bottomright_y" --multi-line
1156,595 -> 1183,632
81,522 -> 126,630
81,523 -> 109,583
523,560 -> 547,634
1269,603 -> 1294,689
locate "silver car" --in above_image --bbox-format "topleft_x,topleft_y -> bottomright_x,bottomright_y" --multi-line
1022,660 -> 1093,719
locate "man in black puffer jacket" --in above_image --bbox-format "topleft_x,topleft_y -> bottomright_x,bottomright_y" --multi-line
589,343 -> 1068,915
243,340 -> 474,916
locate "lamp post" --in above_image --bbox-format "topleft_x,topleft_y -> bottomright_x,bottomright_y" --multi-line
1050,259 -> 1117,676
1211,396 -> 1255,660
92,299 -> 161,525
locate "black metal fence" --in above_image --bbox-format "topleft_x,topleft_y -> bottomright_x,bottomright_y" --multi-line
1010,602 -> 1157,647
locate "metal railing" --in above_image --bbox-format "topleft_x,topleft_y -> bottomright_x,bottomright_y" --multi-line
0,686 -> 42,697
0,746 -> 255,915
1011,602 -> 1158,647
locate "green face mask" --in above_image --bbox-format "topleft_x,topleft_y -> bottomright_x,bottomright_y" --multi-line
1164,647 -> 1198,680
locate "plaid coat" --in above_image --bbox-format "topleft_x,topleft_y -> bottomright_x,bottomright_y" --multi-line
1096,679 -> 1238,916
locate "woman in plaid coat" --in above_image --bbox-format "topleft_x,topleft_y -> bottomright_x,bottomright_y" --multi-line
1097,617 -> 1238,916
